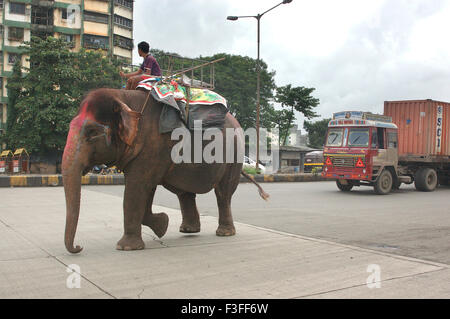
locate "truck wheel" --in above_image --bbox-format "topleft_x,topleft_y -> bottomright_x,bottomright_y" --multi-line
374,170 -> 393,195
415,168 -> 438,192
336,180 -> 353,192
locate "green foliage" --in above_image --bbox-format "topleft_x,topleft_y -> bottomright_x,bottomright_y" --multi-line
150,50 -> 321,142
303,118 -> 331,149
275,84 -> 320,146
5,62 -> 22,134
151,49 -> 278,131
311,167 -> 320,176
1,36 -> 122,156
243,166 -> 262,175
202,53 -> 277,131
268,108 -> 294,146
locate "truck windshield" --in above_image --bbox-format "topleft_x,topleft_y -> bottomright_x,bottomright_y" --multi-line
326,128 -> 344,146
348,128 -> 369,147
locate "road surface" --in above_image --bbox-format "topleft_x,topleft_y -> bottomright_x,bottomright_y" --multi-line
91,181 -> 450,265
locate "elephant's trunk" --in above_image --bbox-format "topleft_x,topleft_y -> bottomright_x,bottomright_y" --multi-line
62,120 -> 85,254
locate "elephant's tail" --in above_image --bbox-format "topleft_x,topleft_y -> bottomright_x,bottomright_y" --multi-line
241,171 -> 270,201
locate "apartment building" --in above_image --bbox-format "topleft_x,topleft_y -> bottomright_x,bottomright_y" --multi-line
0,0 -> 134,137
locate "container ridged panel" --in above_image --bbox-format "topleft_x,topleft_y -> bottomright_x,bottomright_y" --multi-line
384,100 -> 449,157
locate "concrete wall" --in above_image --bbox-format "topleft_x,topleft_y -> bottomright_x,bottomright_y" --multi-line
113,45 -> 132,59
114,5 -> 132,20
84,0 -> 109,13
113,25 -> 131,39
84,21 -> 109,36
57,0 -> 81,5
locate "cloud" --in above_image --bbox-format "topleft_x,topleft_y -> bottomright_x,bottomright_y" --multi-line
133,0 -> 450,127
134,0 -> 239,58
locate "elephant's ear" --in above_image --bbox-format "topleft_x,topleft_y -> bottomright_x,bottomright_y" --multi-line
115,100 -> 141,146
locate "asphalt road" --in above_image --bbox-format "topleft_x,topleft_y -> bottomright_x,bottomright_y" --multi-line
88,181 -> 450,265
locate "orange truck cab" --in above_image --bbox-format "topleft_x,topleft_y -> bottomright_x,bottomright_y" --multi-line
322,111 -> 408,194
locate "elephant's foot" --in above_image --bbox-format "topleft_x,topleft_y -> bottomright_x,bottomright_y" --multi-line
116,234 -> 145,251
216,225 -> 236,236
179,221 -> 200,233
142,212 -> 169,238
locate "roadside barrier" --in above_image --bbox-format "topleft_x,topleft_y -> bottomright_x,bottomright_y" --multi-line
0,173 -> 326,187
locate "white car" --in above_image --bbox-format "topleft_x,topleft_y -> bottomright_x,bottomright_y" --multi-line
244,156 -> 266,173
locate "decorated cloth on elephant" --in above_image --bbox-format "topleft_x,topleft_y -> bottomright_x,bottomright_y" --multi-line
136,77 -> 229,134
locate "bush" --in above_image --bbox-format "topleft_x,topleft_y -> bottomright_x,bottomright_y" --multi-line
243,166 -> 262,175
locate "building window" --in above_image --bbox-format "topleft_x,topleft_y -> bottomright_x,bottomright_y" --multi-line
0,0 -> 4,9
62,34 -> 73,43
61,8 -> 76,24
10,2 -> 26,15
8,53 -> 21,65
114,14 -> 132,29
84,11 -> 108,24
31,6 -> 53,26
114,35 -> 133,50
61,34 -> 75,47
84,34 -> 109,50
115,0 -> 133,9
8,27 -> 24,41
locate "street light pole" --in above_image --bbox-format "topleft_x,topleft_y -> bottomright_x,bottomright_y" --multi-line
256,14 -> 261,170
227,0 -> 292,171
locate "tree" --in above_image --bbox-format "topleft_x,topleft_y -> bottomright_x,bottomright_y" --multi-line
1,36 -> 122,157
275,84 -> 319,146
303,118 -> 331,149
5,62 -> 22,134
200,53 -> 277,131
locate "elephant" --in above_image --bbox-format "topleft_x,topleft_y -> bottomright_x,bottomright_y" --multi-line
62,88 -> 269,253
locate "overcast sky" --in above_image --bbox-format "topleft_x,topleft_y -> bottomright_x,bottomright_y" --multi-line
133,0 -> 450,129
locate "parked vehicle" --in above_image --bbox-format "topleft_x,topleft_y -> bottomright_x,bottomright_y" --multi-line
304,150 -> 323,173
244,156 -> 266,173
322,100 -> 450,194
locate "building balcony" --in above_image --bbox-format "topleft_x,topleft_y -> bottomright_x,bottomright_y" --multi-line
31,24 -> 54,33
84,42 -> 109,50
31,0 -> 55,7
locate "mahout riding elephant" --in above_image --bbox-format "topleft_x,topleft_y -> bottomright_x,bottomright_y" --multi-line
62,88 -> 268,253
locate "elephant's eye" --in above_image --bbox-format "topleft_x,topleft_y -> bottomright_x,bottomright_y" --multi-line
85,128 -> 100,140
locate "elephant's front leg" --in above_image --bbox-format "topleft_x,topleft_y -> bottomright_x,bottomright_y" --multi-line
141,187 -> 169,238
178,192 -> 201,233
116,181 -> 155,251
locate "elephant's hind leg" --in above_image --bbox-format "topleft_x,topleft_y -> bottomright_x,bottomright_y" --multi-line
142,187 -> 169,238
178,192 -> 201,233
214,165 -> 240,236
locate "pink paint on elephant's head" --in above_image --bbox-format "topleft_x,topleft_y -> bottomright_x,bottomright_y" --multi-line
62,102 -> 96,170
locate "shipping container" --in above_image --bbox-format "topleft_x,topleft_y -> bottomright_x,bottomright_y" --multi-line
384,99 -> 450,162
